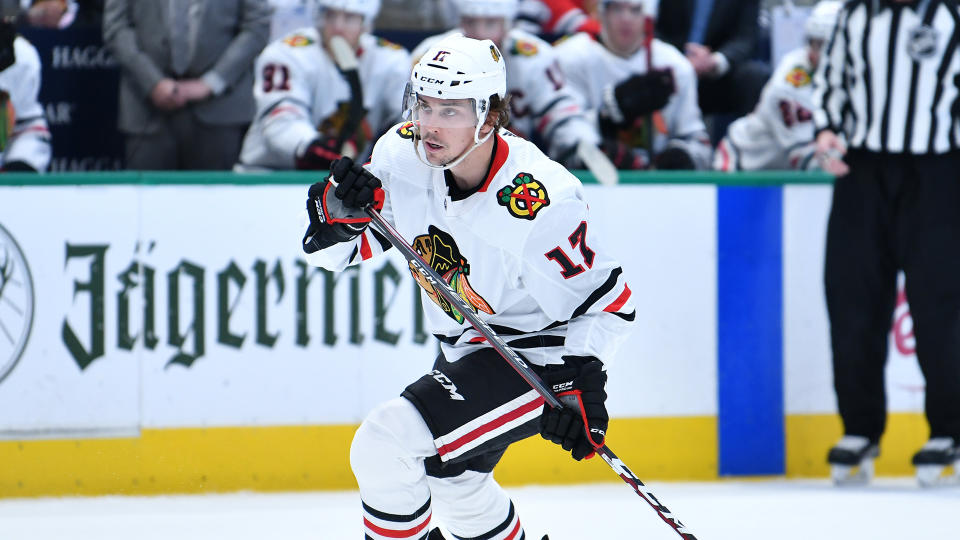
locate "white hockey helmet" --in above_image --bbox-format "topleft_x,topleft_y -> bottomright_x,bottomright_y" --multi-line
405,33 -> 507,169
804,1 -> 842,42
317,0 -> 381,24
454,0 -> 518,20
598,0 -> 658,18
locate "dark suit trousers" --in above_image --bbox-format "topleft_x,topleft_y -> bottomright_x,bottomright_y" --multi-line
698,60 -> 770,117
825,149 -> 960,443
125,108 -> 246,170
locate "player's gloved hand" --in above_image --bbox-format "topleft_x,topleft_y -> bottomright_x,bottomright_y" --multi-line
601,139 -> 645,170
653,146 -> 695,170
603,70 -> 675,125
295,136 -> 342,170
302,157 -> 384,254
0,19 -> 14,72
539,357 -> 608,461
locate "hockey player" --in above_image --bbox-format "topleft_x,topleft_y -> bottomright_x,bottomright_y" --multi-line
302,34 -> 635,539
555,0 -> 712,170
410,0 -> 619,172
713,1 -> 841,172
0,15 -> 51,172
237,0 -> 410,170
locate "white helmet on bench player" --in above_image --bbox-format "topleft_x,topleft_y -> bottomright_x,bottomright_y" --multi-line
454,0 -> 518,21
804,1 -> 842,43
598,0 -> 658,17
404,33 -> 507,169
318,0 -> 381,24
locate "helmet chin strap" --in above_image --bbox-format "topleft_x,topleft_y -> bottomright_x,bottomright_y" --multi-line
412,122 -> 495,171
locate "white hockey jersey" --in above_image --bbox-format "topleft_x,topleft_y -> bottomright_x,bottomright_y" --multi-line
411,29 -> 600,160
555,32 -> 711,170
714,47 -> 821,171
304,125 -> 636,366
0,36 -> 51,172
238,28 -> 411,170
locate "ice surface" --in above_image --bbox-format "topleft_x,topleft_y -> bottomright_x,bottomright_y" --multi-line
1,478 -> 957,539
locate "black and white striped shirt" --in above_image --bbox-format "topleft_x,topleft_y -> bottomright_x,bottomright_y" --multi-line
812,0 -> 960,154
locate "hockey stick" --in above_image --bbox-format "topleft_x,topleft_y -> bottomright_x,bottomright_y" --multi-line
328,35 -> 367,156
363,206 -> 698,540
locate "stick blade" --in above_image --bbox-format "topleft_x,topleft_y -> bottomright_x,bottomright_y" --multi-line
576,140 -> 619,186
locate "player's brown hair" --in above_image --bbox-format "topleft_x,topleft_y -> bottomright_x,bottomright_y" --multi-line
486,94 -> 511,132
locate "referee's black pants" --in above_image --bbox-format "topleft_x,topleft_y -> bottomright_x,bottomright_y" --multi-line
825,149 -> 960,445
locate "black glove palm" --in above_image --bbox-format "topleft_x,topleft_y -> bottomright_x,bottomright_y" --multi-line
607,70 -> 674,125
539,358 -> 608,461
296,136 -> 341,170
303,157 -> 384,253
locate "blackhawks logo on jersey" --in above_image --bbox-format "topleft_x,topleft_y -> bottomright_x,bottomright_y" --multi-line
283,34 -> 314,47
410,225 -> 494,324
396,121 -> 416,139
785,66 -> 812,88
510,39 -> 538,57
497,173 -> 550,220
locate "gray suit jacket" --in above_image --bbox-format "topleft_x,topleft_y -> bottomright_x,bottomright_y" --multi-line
103,0 -> 271,134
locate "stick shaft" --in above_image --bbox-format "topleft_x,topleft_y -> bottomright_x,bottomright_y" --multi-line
362,207 -> 697,539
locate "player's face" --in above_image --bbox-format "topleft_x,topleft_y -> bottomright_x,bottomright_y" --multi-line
601,2 -> 645,56
321,8 -> 365,51
415,96 -> 481,166
460,15 -> 509,48
807,38 -> 824,68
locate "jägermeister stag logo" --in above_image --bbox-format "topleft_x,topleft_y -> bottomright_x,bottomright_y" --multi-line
0,223 -> 34,384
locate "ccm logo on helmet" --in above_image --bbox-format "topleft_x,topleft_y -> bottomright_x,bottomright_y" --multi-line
419,75 -> 444,84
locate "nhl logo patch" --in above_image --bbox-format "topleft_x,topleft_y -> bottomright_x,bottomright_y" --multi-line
497,173 -> 550,220
907,25 -> 939,61
396,121 -> 416,139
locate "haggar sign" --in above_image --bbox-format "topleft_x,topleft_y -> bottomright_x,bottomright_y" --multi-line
0,223 -> 34,384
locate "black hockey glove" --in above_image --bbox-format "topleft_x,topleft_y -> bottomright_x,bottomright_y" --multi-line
303,157 -> 384,254
601,139 -> 645,170
295,136 -> 341,170
653,146 -> 696,170
0,18 -> 15,72
603,70 -> 675,125
539,357 -> 608,461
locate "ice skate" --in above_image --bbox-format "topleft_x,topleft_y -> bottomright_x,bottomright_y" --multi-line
912,437 -> 960,487
827,435 -> 879,485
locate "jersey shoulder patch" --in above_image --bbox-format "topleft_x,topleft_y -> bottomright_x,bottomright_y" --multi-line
510,39 -> 539,57
377,37 -> 404,50
785,66 -> 812,88
283,34 -> 315,47
395,120 -> 416,139
497,172 -> 550,220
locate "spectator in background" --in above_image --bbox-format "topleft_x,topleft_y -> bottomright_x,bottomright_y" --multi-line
103,0 -> 271,170
656,0 -> 769,119
238,0 -> 410,171
19,0 -> 103,29
412,0 -> 615,176
556,0 -> 711,170
0,5 -> 51,172
713,1 -> 841,172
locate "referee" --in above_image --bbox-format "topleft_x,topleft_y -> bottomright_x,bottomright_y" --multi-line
812,0 -> 960,486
